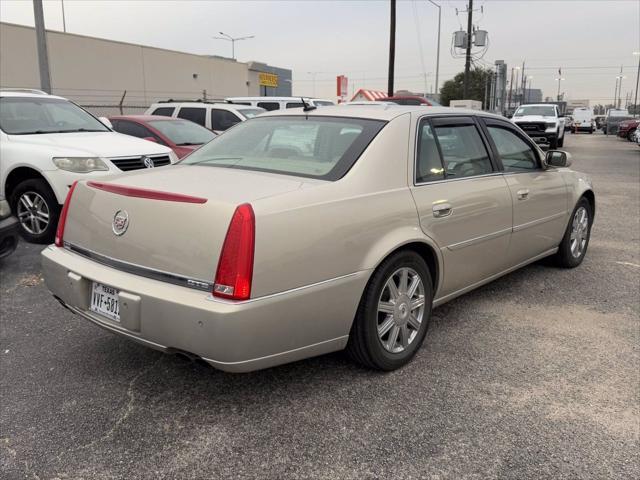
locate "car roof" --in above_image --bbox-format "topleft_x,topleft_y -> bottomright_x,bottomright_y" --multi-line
227,96 -> 312,101
260,105 -> 505,122
0,90 -> 67,100
109,115 -> 179,121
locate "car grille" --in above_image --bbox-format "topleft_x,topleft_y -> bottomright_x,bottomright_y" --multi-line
516,122 -> 546,133
109,155 -> 171,171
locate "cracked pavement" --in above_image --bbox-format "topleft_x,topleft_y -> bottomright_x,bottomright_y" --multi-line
1,132 -> 639,479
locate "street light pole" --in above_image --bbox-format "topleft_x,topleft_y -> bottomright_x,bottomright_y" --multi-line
427,0 -> 441,96
388,0 -> 397,97
211,32 -> 255,60
555,77 -> 564,101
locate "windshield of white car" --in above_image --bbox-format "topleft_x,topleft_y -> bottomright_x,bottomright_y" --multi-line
0,97 -> 110,135
237,108 -> 266,119
514,106 -> 556,117
181,116 -> 386,180
147,119 -> 216,145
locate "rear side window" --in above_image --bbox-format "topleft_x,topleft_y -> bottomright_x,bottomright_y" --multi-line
257,102 -> 280,111
181,116 -> 386,181
177,107 -> 206,127
416,121 -> 445,183
285,102 -> 304,109
113,120 -> 154,139
211,109 -> 241,131
151,107 -> 175,117
487,126 -> 539,171
432,125 -> 493,179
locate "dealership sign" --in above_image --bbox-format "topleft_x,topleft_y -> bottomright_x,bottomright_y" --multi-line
259,72 -> 279,88
336,75 -> 348,102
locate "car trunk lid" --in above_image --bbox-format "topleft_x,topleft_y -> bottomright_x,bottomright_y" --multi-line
62,165 -> 320,287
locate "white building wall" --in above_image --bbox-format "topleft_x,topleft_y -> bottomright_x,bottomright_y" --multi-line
0,22 -> 253,113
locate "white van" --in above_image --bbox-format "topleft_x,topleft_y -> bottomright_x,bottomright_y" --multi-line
572,107 -> 595,133
226,97 -> 335,111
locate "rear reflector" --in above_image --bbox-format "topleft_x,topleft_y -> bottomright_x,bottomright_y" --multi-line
87,181 -> 207,204
55,181 -> 78,247
213,204 -> 255,301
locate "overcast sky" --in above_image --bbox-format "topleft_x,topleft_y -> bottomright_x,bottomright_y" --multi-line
1,0 -> 639,104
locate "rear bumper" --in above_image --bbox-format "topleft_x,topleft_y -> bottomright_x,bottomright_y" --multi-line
41,245 -> 369,372
0,216 -> 20,259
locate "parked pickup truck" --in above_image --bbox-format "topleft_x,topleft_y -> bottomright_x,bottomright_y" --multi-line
511,103 -> 566,148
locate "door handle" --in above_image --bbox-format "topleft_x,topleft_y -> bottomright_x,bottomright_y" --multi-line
517,189 -> 530,200
432,202 -> 452,218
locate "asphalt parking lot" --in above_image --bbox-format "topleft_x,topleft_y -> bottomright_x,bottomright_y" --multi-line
1,131 -> 638,480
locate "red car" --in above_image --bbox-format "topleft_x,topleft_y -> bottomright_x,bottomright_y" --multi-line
617,119 -> 639,140
109,115 -> 217,159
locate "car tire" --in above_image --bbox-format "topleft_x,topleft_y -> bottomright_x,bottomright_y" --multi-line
347,250 -> 433,371
550,136 -> 559,149
10,178 -> 61,244
558,135 -> 564,147
553,197 -> 592,268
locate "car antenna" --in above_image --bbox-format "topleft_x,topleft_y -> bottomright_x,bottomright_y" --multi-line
301,97 -> 316,113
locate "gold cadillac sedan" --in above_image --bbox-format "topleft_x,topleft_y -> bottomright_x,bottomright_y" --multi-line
42,106 -> 595,372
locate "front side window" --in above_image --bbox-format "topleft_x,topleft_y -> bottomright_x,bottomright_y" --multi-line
257,102 -> 280,111
416,121 -> 445,182
151,107 -> 175,117
0,97 -> 109,134
177,107 -> 206,127
181,116 -> 386,180
211,109 -> 242,131
487,126 -> 539,171
433,124 -> 493,178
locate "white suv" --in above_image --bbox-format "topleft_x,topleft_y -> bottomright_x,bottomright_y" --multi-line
0,90 -> 177,243
145,101 -> 265,134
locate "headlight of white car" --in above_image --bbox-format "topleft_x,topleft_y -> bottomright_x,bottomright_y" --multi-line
52,157 -> 109,173
546,122 -> 556,129
168,151 -> 179,164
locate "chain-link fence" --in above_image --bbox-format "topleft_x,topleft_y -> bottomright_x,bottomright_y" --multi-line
81,105 -> 149,117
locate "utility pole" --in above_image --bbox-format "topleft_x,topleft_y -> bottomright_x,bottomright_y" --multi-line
522,75 -> 527,104
513,66 -> 520,106
507,67 -> 514,111
520,60 -> 526,100
462,0 -> 474,98
427,1 -> 441,95
32,0 -> 52,93
388,0 -> 396,97
633,52 -> 639,117
618,65 -> 624,109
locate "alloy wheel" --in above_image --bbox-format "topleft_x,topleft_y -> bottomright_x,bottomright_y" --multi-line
16,191 -> 50,235
377,267 -> 426,354
570,206 -> 589,258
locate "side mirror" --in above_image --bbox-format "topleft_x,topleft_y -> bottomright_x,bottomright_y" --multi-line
546,150 -> 572,168
98,116 -> 113,129
143,136 -> 158,143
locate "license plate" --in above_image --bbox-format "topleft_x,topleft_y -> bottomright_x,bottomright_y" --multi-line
90,282 -> 120,322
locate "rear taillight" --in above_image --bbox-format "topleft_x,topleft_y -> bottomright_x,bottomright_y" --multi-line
213,204 -> 255,300
55,181 -> 78,247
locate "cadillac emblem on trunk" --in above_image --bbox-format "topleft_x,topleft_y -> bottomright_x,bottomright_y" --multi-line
112,210 -> 129,236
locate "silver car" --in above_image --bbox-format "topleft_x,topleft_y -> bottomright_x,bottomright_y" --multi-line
42,106 -> 595,372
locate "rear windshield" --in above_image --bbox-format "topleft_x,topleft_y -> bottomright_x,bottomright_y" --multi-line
237,108 -> 266,119
181,116 -> 386,180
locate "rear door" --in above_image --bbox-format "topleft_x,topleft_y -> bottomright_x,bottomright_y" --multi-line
410,116 -> 513,298
177,107 -> 207,128
481,118 -> 568,265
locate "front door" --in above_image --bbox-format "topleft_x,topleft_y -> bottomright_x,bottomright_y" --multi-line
482,119 -> 568,265
410,116 -> 513,299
